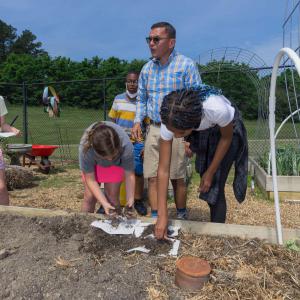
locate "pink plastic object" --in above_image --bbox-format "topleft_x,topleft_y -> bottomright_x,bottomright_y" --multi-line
82,165 -> 124,183
94,165 -> 124,183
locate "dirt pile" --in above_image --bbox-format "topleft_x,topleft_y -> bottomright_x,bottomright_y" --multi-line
0,212 -> 299,299
5,165 -> 35,190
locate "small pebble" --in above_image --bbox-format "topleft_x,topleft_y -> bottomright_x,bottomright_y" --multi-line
71,233 -> 84,241
0,249 -> 9,260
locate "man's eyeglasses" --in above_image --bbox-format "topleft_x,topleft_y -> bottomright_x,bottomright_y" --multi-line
126,80 -> 138,85
146,36 -> 169,45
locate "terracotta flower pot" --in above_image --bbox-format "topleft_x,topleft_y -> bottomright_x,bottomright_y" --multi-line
175,256 -> 211,290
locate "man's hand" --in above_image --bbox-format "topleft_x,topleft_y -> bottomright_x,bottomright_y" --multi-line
155,214 -> 168,240
199,170 -> 214,193
184,142 -> 193,158
131,123 -> 142,141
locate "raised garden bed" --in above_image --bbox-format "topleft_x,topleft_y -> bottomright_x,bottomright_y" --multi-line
250,157 -> 300,200
0,208 -> 299,299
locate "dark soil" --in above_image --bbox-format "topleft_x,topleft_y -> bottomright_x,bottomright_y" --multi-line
0,213 -> 299,300
0,213 -> 174,300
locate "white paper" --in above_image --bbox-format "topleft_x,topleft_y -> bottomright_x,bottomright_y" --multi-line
91,219 -> 144,235
91,220 -> 135,235
91,220 -> 181,256
167,225 -> 180,237
169,239 -> 181,257
126,246 -> 151,253
0,132 -> 16,138
144,233 -> 155,239
140,222 -> 152,227
144,234 -> 180,257
134,221 -> 152,237
134,226 -> 145,238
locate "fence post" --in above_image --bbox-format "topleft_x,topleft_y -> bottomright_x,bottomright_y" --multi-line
22,82 -> 28,144
103,78 -> 107,120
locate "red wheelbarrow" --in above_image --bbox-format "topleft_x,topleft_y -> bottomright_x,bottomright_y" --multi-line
24,145 -> 59,174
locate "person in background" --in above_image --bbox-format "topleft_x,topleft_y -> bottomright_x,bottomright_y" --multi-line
155,87 -> 248,239
108,71 -> 147,216
132,21 -> 202,219
0,96 -> 21,205
79,121 -> 135,214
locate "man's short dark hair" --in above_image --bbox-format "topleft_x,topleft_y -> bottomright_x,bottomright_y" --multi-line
151,22 -> 176,39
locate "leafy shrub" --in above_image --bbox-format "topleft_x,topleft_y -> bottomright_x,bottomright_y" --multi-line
259,145 -> 300,176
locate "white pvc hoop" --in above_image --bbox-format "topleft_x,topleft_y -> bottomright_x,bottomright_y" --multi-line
269,47 -> 300,245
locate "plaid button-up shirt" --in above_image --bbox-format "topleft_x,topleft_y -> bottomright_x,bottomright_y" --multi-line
134,51 -> 202,123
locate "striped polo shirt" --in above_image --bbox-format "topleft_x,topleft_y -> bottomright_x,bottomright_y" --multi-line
109,92 -> 144,141
134,50 -> 202,123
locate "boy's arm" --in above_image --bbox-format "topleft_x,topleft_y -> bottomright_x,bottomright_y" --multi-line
132,71 -> 147,140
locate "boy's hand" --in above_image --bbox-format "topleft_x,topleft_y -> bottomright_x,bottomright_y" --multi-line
131,123 -> 142,141
140,149 -> 144,159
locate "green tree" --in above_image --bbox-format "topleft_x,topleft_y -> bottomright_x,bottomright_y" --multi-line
0,19 -> 46,63
0,20 -> 17,63
10,29 -> 46,56
200,61 -> 260,119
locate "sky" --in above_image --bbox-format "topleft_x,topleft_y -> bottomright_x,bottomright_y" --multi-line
0,1 -> 289,66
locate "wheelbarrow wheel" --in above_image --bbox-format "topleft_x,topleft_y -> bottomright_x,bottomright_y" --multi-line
40,157 -> 51,174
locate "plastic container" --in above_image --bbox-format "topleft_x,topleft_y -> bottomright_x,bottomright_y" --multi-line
119,180 -> 127,206
175,256 -> 211,290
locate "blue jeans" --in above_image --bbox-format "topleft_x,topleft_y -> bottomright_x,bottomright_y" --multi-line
133,142 -> 144,176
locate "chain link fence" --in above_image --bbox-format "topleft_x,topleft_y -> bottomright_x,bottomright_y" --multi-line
0,66 -> 286,167
1,78 -> 124,166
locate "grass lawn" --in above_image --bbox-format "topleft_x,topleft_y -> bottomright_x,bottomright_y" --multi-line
3,104 -> 106,160
3,104 -> 300,160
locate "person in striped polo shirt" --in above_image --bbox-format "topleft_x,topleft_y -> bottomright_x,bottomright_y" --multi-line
132,22 -> 202,220
108,71 -> 147,216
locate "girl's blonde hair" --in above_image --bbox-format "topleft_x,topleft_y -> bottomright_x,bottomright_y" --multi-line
83,122 -> 121,158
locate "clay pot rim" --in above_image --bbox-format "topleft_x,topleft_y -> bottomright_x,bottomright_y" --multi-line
176,256 -> 211,278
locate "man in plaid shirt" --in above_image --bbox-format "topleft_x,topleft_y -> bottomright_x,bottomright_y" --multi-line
132,21 -> 201,219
